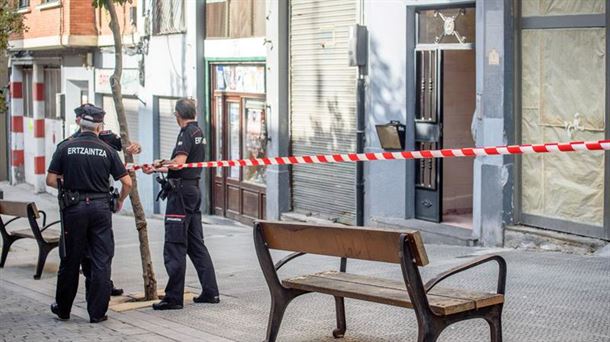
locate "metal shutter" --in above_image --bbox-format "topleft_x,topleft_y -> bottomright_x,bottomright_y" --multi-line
158,97 -> 181,160
102,96 -> 140,161
289,0 -> 357,224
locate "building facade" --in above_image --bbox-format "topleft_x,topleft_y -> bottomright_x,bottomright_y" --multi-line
265,0 -> 609,245
7,0 -> 608,245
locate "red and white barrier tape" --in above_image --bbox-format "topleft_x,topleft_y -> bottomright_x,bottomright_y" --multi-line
126,140 -> 610,172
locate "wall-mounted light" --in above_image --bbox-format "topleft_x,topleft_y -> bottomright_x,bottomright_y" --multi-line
375,120 -> 406,151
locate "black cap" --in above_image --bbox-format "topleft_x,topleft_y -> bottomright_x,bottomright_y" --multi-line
75,104 -> 105,123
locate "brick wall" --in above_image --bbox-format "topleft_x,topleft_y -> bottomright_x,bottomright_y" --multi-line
9,0 -> 137,45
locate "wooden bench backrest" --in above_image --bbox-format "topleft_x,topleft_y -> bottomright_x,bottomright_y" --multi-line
0,200 -> 39,219
257,221 -> 429,267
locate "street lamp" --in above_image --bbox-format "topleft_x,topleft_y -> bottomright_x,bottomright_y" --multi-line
375,121 -> 406,151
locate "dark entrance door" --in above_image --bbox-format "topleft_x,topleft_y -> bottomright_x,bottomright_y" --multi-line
414,49 -> 443,222
412,6 -> 476,224
210,64 -> 267,224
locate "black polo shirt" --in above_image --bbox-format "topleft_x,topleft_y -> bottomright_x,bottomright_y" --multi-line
48,132 -> 128,193
167,121 -> 206,180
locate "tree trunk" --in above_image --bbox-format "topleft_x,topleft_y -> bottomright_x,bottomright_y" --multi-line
105,0 -> 157,301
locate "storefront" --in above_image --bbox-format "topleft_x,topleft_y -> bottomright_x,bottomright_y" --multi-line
210,63 -> 267,224
516,0 -> 609,239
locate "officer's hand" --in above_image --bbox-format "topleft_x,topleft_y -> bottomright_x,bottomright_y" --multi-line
142,165 -> 155,174
126,143 -> 142,155
167,164 -> 181,171
116,199 -> 124,212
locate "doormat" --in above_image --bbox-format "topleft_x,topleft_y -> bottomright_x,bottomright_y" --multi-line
109,289 -> 196,312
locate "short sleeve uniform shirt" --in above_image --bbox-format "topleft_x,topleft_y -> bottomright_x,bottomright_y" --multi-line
48,132 -> 128,192
167,121 -> 206,180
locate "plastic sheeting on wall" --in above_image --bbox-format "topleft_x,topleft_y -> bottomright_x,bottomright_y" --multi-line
522,0 -> 606,17
521,27 -> 606,227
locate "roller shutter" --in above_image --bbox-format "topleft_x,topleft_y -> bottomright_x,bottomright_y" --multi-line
102,96 -> 140,161
158,97 -> 181,160
289,0 -> 357,224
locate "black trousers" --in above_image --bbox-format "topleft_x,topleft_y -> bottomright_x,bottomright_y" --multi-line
163,183 -> 219,305
55,200 -> 114,320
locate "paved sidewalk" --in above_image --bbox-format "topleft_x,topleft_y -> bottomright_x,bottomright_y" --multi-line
1,183 -> 609,341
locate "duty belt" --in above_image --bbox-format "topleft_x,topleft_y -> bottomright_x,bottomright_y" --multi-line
78,192 -> 110,201
168,178 -> 200,187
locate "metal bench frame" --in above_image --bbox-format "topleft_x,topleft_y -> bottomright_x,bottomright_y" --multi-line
0,201 -> 61,279
254,221 -> 506,342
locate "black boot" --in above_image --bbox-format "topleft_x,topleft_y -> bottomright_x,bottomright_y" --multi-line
50,303 -> 70,321
110,280 -> 124,296
152,301 -> 183,310
193,293 -> 220,304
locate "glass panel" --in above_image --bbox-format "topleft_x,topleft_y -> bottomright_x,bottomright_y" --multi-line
206,0 -> 227,38
215,97 -> 223,176
243,100 -> 266,185
153,0 -> 185,35
522,0 -> 605,17
415,50 -> 439,122
417,8 -> 475,45
214,64 -> 265,94
228,102 -> 240,179
23,69 -> 33,118
521,28 -> 605,226
229,0 -> 253,38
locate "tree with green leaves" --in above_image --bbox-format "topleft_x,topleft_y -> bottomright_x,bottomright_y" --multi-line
0,0 -> 26,113
91,0 -> 157,301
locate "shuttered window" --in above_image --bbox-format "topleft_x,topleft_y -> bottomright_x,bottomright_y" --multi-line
289,0 -> 358,224
158,97 -> 181,160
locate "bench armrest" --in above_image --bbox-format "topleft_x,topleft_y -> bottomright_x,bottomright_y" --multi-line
274,252 -> 306,271
41,220 -> 61,233
4,217 -> 23,227
38,210 -> 47,227
424,254 -> 507,295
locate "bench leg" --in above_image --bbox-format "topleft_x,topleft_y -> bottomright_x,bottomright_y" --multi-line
0,236 -> 18,268
486,309 -> 503,342
34,244 -> 54,280
333,296 -> 347,338
265,296 -> 293,342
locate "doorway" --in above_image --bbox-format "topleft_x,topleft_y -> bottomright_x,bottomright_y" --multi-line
412,6 -> 475,229
210,63 -> 267,225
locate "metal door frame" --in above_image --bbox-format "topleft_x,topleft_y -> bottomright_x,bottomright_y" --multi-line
407,1 -> 476,223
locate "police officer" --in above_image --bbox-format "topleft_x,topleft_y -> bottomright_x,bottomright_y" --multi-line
46,105 -> 132,323
60,104 -> 141,297
143,98 -> 219,310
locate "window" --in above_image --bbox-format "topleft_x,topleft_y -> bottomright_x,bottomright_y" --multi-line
206,0 -> 266,39
519,0 -> 608,238
22,68 -> 33,118
44,68 -> 60,119
153,0 -> 185,35
18,0 -> 29,9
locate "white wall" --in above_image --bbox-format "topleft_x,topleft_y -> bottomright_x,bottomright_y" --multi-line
363,0 -> 408,221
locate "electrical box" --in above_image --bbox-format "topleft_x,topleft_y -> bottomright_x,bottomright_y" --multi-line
348,24 -> 368,67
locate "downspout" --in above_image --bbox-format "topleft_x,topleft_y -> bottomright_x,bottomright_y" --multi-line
356,0 -> 366,229
195,0 -> 209,213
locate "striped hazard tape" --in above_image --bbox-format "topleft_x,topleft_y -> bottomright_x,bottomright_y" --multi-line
126,139 -> 610,172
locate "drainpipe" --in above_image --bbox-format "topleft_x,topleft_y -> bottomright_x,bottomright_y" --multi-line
195,0 -> 209,213
356,70 -> 365,228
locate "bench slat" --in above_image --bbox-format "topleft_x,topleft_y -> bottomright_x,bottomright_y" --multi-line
283,271 -> 503,316
12,228 -> 60,243
258,221 -> 429,266
0,200 -> 39,219
317,271 -> 503,309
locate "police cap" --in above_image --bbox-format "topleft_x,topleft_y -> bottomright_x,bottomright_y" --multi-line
75,104 -> 105,123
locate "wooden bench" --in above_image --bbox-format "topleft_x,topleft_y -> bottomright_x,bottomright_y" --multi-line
0,200 -> 61,279
254,221 -> 506,342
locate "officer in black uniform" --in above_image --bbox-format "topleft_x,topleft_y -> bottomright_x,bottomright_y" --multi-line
60,105 -> 141,297
143,98 -> 219,310
46,105 -> 132,323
